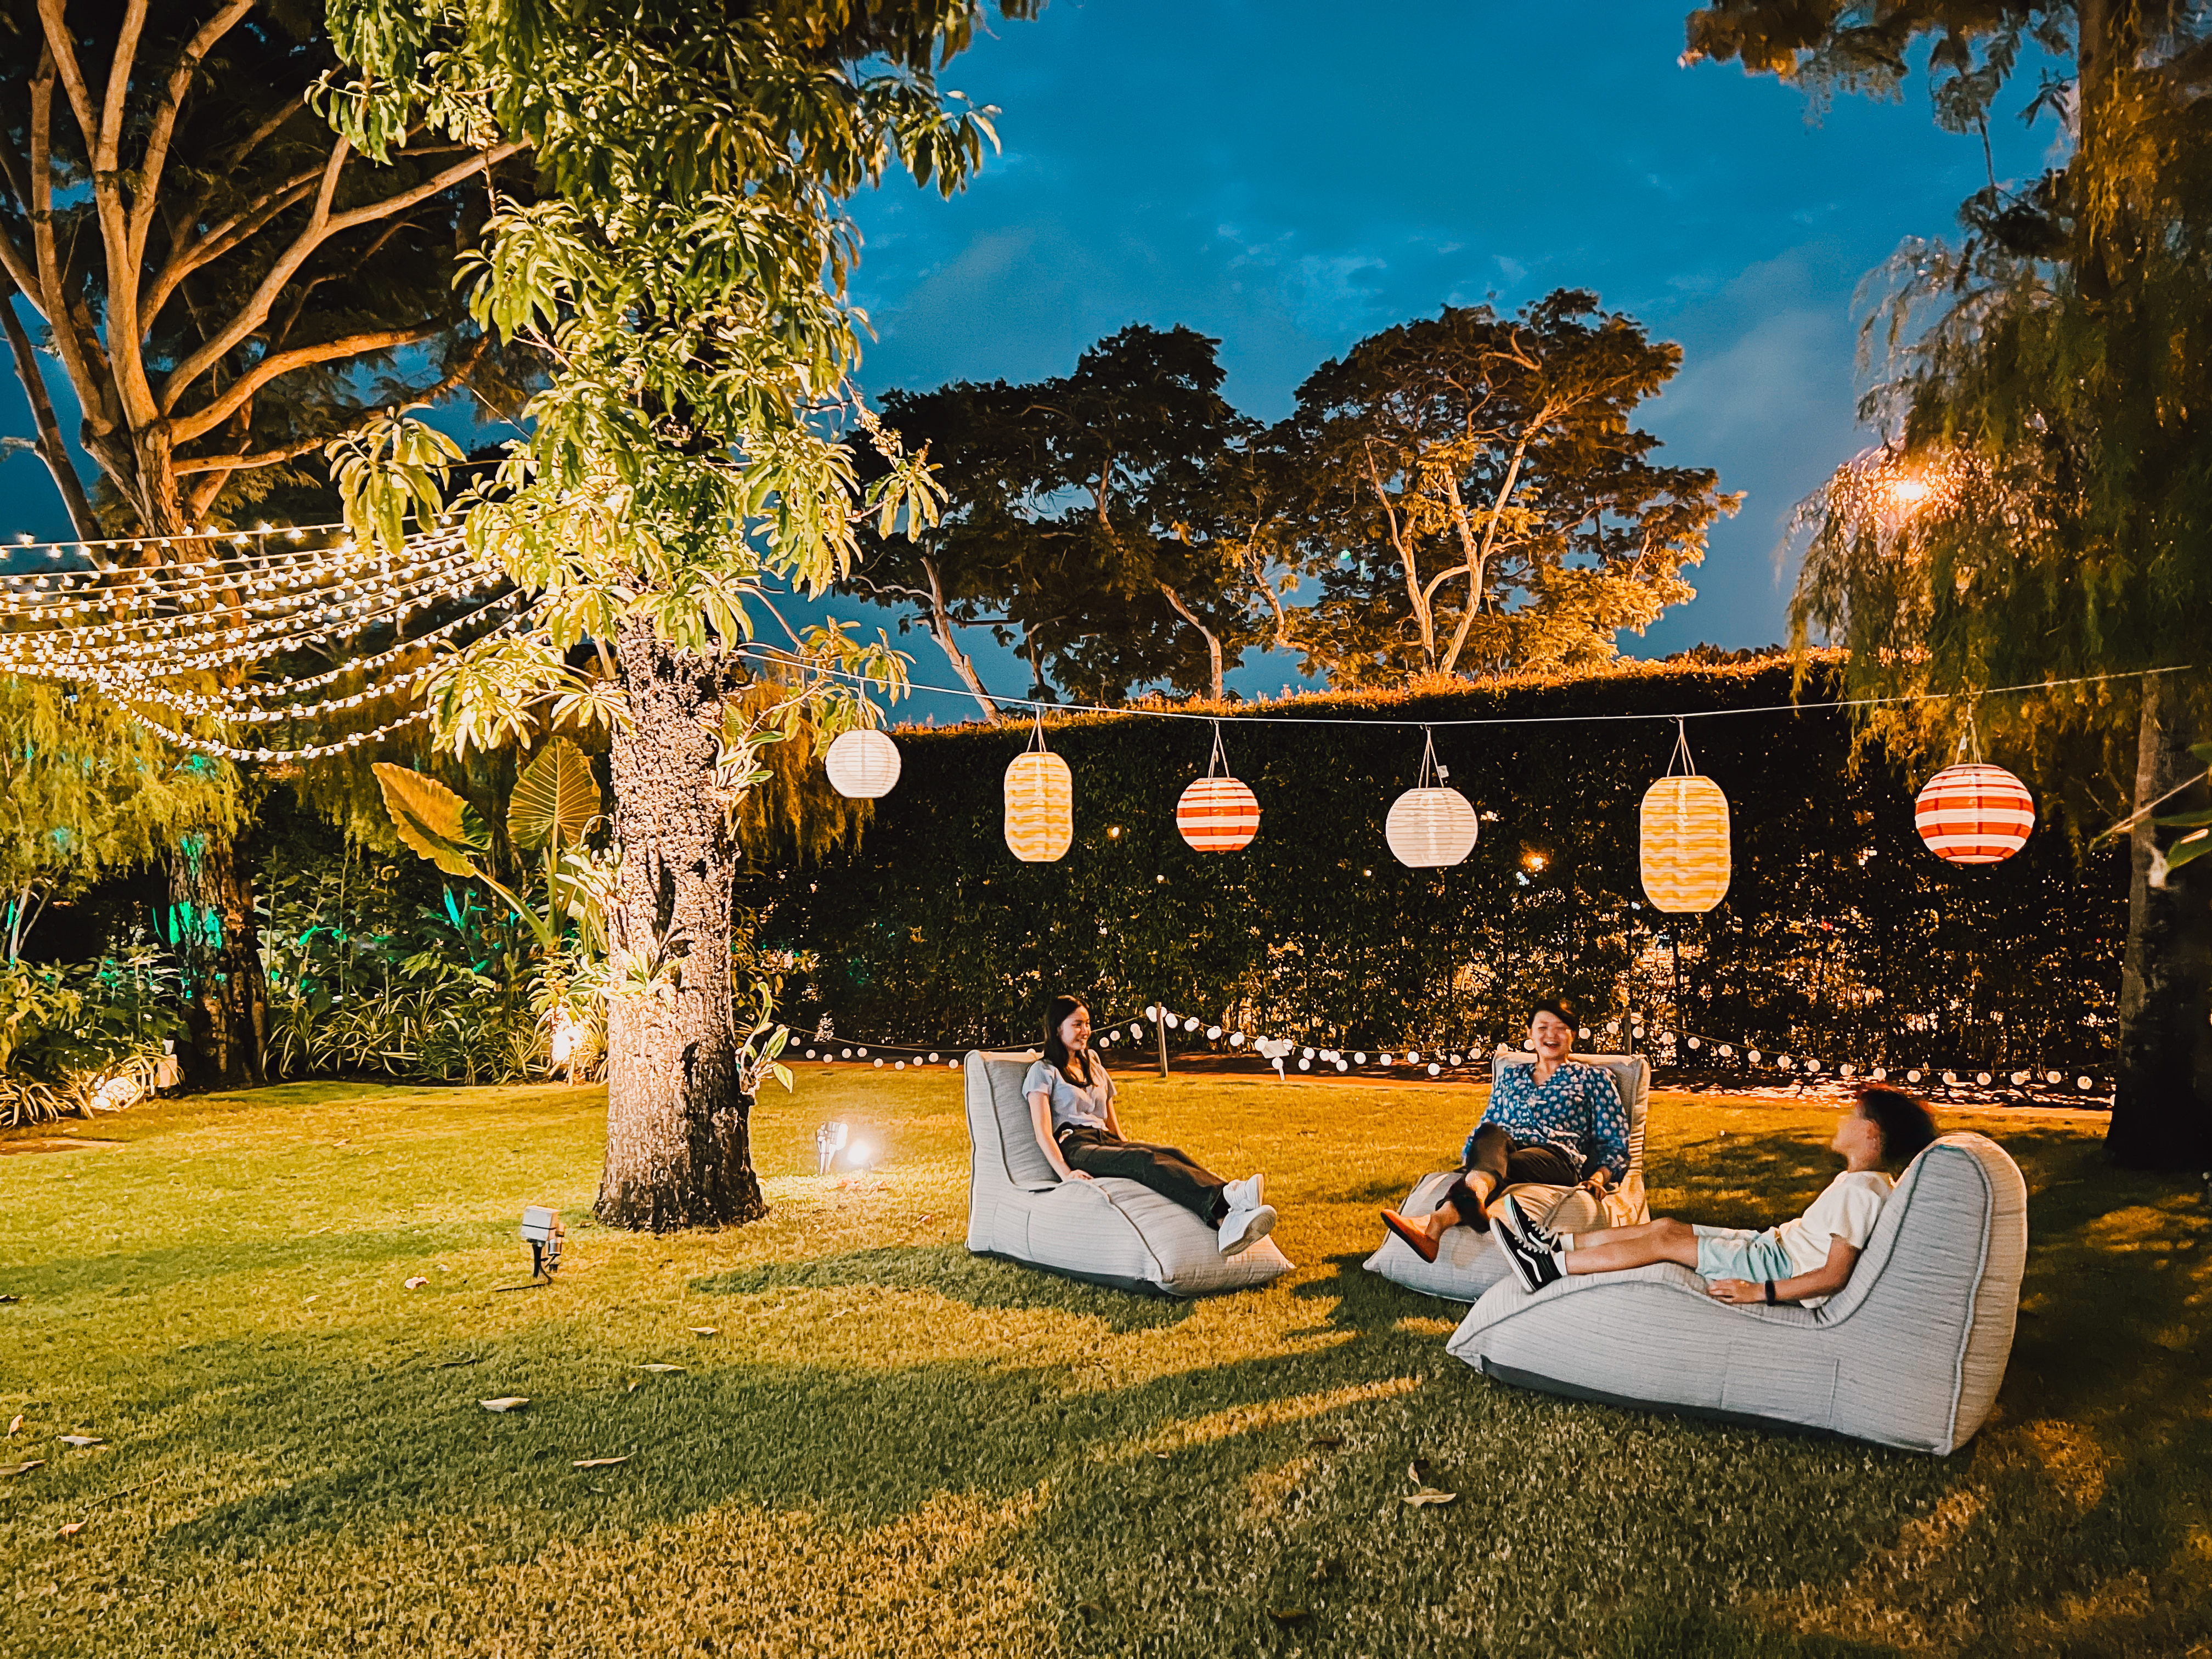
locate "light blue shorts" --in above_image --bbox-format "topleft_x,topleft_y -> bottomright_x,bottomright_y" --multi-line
1692,1223 -> 1795,1284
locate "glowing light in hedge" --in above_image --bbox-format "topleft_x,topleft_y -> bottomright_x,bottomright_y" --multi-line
1640,721 -> 1731,913
1177,721 -> 1260,851
1005,713 -> 1073,862
1386,729 -> 1477,868
823,727 -> 901,798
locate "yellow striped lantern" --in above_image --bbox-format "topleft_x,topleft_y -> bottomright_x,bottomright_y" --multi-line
1004,713 -> 1074,862
1176,722 -> 1260,852
822,727 -> 901,798
1640,721 -> 1731,913
1385,729 -> 1479,868
1916,761 -> 2034,865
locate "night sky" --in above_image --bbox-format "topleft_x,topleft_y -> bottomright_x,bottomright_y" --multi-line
0,2 -> 2059,721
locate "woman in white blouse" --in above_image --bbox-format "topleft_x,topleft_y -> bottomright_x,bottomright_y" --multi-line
1024,994 -> 1276,1255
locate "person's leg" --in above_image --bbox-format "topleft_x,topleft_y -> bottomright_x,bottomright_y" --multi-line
1060,1135 -> 1229,1223
1435,1125 -> 1515,1234
1502,1144 -> 1578,1188
1561,1217 -> 1701,1275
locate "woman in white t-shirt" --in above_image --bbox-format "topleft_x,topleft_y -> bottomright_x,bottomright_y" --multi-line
1491,1086 -> 1939,1306
1023,994 -> 1278,1255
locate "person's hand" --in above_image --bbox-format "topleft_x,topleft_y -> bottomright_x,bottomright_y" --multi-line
1581,1171 -> 1613,1194
1704,1278 -> 1762,1305
1063,1169 -> 1094,1182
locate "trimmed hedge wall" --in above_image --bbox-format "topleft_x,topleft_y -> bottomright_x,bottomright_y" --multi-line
749,661 -> 2126,1075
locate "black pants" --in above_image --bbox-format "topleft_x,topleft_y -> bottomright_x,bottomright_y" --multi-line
1057,1125 -> 1229,1225
1443,1124 -> 1579,1229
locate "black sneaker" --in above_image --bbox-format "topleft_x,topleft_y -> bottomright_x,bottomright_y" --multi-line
1498,1193 -> 1562,1254
1492,1216 -> 1563,1293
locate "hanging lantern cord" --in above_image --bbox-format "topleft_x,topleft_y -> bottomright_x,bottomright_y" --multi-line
1207,718 -> 1228,780
1030,706 -> 1048,752
1669,716 -> 1695,778
1418,725 -> 1442,788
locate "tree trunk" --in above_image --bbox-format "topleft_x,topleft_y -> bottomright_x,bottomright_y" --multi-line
2109,675 -> 2212,1169
597,618 -> 764,1230
922,557 -> 1000,720
1157,580 -> 1224,700
172,826 -> 268,1090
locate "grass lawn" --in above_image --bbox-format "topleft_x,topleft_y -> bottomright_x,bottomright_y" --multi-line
2,1070 -> 2208,1658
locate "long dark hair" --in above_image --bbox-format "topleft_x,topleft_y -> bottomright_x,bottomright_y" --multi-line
1855,1085 -> 1939,1169
1042,994 -> 1093,1085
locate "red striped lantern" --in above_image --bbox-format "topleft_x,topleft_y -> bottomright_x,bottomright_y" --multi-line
1176,723 -> 1260,853
1177,776 -> 1260,851
1915,763 -> 2035,864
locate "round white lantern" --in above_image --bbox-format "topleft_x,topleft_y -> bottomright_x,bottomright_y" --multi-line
1385,730 -> 1478,868
823,727 -> 901,798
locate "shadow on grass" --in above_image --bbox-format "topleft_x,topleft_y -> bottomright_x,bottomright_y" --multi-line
692,1244 -> 1197,1332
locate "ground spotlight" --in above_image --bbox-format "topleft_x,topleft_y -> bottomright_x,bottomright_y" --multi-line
520,1205 -> 565,1279
815,1121 -> 849,1174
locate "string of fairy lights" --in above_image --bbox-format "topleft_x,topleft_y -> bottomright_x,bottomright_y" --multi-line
0,521 -> 528,763
781,1005 -> 2111,1099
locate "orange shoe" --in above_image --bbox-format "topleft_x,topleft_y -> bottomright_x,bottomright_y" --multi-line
1380,1209 -> 1439,1263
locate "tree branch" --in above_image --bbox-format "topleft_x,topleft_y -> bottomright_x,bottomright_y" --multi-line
171,324 -> 441,443
141,161 -> 330,331
27,50 -> 113,448
129,2 -> 256,279
0,264 -> 100,538
92,1 -> 159,425
34,1 -> 99,152
157,141 -> 525,417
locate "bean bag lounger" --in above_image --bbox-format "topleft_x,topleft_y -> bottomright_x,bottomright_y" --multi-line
1444,1132 -> 2027,1454
1364,1049 -> 1652,1304
963,1049 -> 1294,1296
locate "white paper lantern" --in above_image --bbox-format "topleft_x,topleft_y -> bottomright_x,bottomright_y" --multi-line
1385,730 -> 1477,867
823,727 -> 901,798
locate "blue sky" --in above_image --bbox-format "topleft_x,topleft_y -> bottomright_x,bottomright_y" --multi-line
1,2 -> 2057,723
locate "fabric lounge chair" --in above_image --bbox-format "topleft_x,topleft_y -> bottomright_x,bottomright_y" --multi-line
1364,1048 -> 1652,1304
962,1049 -> 1294,1296
1443,1132 -> 2027,1454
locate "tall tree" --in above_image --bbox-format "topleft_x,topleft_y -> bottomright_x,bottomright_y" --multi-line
0,0 -> 532,1082
329,0 -> 1026,1228
1695,2 -> 2212,1166
1283,292 -> 1736,687
861,324 -> 1290,706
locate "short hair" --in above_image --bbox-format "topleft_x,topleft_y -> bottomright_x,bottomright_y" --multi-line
1855,1085 -> 1938,1168
1528,998 -> 1576,1028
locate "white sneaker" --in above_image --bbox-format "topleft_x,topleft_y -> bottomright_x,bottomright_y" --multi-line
1218,1203 -> 1277,1255
1222,1172 -> 1267,1212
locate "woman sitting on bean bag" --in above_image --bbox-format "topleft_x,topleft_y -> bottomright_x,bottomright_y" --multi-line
1026,994 -> 1277,1255
1380,998 -> 1628,1260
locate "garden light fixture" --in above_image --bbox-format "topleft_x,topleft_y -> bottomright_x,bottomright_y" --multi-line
815,1121 -> 849,1175
520,1206 -> 565,1280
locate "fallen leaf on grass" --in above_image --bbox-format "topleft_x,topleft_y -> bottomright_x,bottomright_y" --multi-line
59,1435 -> 104,1448
431,1355 -> 481,1369
57,1521 -> 84,1538
6,1413 -> 20,1436
1403,1488 -> 1457,1507
1268,1609 -> 1310,1626
636,1363 -> 685,1374
1153,1451 -> 1170,1460
1076,1602 -> 1102,1618
479,1397 -> 529,1413
1,1459 -> 44,1477
303,1295 -> 318,1305
685,1327 -> 718,1336
404,1277 -> 428,1290
572,1455 -> 630,1469
1307,1435 -> 1344,1449
0,1294 -> 18,1304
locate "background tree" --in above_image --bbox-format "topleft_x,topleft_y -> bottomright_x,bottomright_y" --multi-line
328,0 -> 1026,1229
1693,1 -> 2212,1166
0,0 -> 534,1082
861,324 -> 1290,706
1283,292 -> 1736,687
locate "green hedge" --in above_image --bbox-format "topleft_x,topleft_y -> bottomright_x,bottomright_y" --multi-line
749,660 -> 2125,1076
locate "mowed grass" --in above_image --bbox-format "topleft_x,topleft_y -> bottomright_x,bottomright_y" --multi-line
2,1071 -> 2208,1658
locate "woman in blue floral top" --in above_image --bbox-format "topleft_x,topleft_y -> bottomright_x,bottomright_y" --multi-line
1381,999 -> 1628,1261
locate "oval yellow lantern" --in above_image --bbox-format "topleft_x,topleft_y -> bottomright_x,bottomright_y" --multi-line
1640,725 -> 1731,913
1005,717 -> 1073,862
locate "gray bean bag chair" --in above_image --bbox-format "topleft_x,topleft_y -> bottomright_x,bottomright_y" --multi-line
1444,1132 -> 2027,1454
963,1049 -> 1294,1296
1364,1049 -> 1652,1303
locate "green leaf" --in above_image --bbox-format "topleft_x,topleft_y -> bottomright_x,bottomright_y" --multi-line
373,764 -> 489,879
2151,807 -> 2212,829
771,1062 -> 793,1092
508,737 -> 601,854
2165,827 -> 2212,872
